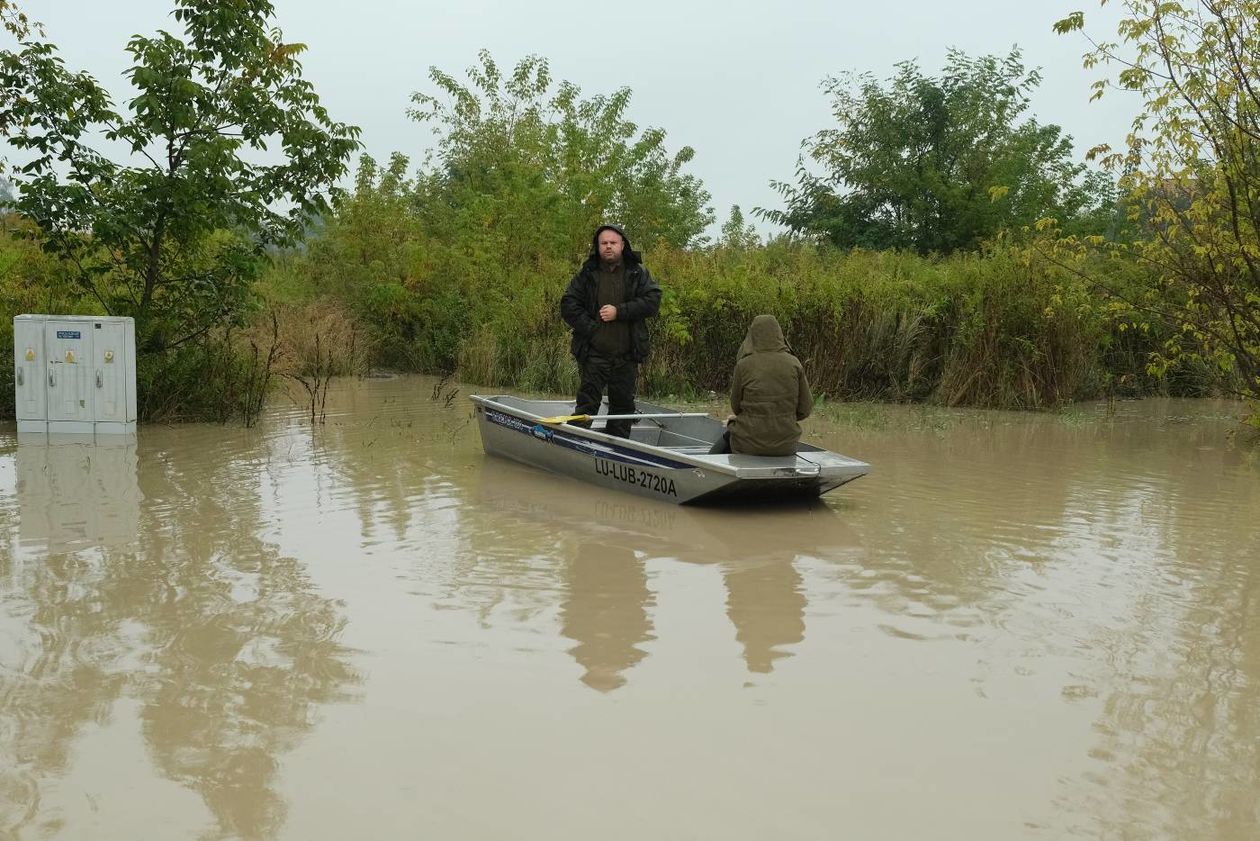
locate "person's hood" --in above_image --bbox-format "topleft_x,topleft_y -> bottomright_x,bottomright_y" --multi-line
737,314 -> 790,358
584,224 -> 642,270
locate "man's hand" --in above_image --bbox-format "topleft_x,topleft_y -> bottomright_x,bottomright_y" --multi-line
599,305 -> 618,322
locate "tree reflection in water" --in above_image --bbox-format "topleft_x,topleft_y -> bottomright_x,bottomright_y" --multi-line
1,436 -> 360,840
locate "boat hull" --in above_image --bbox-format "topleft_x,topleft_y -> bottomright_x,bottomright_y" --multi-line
472,395 -> 869,505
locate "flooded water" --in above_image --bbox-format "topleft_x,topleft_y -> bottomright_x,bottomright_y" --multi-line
1,376 -> 1258,840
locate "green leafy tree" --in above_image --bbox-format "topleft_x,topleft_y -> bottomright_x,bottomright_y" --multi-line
0,0 -> 360,357
761,49 -> 1112,254
409,49 -> 713,257
0,0 -> 37,173
1056,1 -> 1260,410
719,205 -> 760,249
295,152 -> 444,370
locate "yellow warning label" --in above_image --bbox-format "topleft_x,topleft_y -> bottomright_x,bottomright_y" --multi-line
64,350 -> 76,363
25,347 -> 35,361
104,350 -> 114,363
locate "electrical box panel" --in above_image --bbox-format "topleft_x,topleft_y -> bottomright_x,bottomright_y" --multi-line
13,315 -> 137,435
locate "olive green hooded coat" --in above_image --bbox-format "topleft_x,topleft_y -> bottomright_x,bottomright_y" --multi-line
728,315 -> 813,456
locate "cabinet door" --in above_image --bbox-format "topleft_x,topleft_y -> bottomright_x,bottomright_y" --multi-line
13,318 -> 46,421
45,321 -> 93,423
94,320 -> 128,422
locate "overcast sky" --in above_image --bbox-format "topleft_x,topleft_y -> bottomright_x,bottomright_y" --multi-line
17,0 -> 1137,235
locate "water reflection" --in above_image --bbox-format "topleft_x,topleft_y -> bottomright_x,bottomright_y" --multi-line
284,378 -> 477,547
472,461 -> 848,689
813,403 -> 1260,838
15,436 -> 140,554
0,426 -> 359,840
724,555 -> 806,674
560,542 -> 654,692
1050,443 -> 1260,840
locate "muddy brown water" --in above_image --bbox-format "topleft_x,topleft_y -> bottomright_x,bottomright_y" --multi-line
1,377 -> 1258,840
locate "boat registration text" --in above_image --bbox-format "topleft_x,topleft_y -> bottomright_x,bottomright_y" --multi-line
594,458 -> 677,498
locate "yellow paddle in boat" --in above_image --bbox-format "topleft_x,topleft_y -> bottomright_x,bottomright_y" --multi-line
536,411 -> 710,424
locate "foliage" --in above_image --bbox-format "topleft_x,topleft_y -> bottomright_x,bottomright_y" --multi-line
761,49 -> 1114,254
0,0 -> 36,39
286,152 -> 461,373
1056,0 -> 1260,414
268,218 -> 1210,409
410,50 -> 713,255
718,205 -> 761,249
642,239 -> 1155,408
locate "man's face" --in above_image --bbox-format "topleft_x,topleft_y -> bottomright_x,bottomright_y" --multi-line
598,230 -> 625,263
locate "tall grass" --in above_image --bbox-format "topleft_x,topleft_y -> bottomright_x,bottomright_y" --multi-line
262,230 -> 1210,410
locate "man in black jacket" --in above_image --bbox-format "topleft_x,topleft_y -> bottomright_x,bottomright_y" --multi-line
560,224 -> 662,438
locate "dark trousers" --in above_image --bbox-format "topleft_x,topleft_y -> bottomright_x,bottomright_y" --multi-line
708,429 -> 732,454
575,353 -> 638,438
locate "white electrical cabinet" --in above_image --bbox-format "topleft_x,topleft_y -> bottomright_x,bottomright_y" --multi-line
14,314 -> 137,435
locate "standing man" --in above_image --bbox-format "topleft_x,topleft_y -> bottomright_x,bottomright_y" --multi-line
560,224 -> 662,438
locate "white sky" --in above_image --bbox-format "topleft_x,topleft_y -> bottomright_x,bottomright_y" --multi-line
14,0 -> 1138,236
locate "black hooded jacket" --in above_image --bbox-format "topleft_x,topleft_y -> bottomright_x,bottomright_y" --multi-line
560,225 -> 662,363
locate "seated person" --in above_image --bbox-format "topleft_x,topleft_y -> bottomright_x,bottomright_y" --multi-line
710,314 -> 813,455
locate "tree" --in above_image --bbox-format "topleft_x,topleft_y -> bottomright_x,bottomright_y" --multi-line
409,49 -> 713,256
0,0 -> 37,170
761,49 -> 1111,254
1056,1 -> 1260,408
0,0 -> 360,356
719,204 -> 760,249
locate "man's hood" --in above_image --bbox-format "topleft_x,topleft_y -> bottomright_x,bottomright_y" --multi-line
585,224 -> 642,269
738,314 -> 790,358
